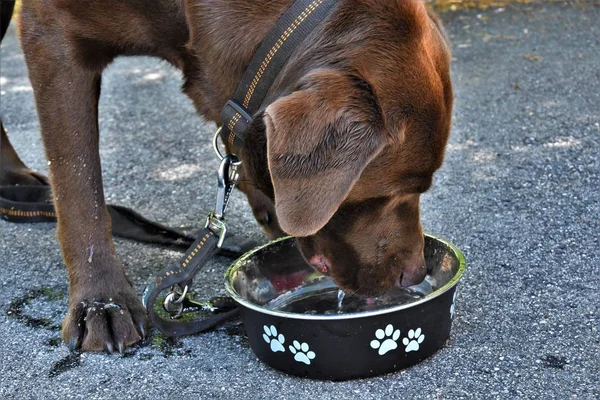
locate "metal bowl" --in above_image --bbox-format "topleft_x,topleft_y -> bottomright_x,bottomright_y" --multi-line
225,235 -> 466,380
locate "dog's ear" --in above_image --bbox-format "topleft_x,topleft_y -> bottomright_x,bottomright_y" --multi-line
264,69 -> 387,237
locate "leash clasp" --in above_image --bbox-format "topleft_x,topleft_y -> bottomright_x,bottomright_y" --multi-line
214,153 -> 240,219
205,214 -> 227,248
206,153 -> 240,248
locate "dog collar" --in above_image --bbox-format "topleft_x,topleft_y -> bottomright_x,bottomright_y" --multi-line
219,0 -> 337,151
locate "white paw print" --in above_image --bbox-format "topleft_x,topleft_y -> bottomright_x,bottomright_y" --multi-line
403,328 -> 425,352
450,290 -> 458,319
370,324 -> 401,355
262,325 -> 285,353
289,340 -> 316,365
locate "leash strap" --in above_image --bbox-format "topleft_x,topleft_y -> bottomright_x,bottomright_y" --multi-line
143,155 -> 241,336
0,185 -> 57,222
142,227 -> 239,336
0,185 -> 194,245
0,185 -> 239,334
220,0 -> 336,149
0,185 -> 256,256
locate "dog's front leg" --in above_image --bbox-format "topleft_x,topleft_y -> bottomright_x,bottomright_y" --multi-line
20,25 -> 146,353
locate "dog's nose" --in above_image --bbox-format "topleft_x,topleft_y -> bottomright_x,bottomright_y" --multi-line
396,264 -> 427,287
308,254 -> 331,275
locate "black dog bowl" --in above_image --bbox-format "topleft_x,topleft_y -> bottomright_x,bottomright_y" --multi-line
225,235 -> 465,380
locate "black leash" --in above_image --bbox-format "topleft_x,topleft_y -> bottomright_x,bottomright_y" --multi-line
0,185 -> 193,244
143,0 -> 337,337
0,185 -> 255,257
143,154 -> 242,336
142,226 -> 240,336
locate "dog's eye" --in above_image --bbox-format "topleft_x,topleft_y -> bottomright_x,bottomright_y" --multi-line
260,213 -> 271,226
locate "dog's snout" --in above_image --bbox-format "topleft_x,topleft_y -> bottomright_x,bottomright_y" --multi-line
308,254 -> 331,275
396,264 -> 426,287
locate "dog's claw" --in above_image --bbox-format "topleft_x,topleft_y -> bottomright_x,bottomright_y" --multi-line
68,338 -> 79,351
138,323 -> 146,339
105,342 -> 114,354
62,282 -> 147,353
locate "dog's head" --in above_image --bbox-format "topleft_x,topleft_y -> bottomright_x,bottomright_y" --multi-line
239,1 -> 452,295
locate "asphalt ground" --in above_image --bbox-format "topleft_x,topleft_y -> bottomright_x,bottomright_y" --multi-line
0,1 -> 598,399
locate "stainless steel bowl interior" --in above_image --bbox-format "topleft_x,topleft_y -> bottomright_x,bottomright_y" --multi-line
225,235 -> 465,320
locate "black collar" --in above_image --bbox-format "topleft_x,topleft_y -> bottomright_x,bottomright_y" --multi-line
219,0 -> 337,151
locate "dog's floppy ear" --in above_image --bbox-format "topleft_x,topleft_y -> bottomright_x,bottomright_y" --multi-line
264,69 -> 387,237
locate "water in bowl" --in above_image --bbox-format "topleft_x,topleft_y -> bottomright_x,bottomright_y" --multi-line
265,276 -> 434,315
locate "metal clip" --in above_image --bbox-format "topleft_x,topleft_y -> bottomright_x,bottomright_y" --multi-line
163,291 -> 238,319
205,213 -> 227,248
163,284 -> 189,319
214,154 -> 240,219
205,154 -> 240,248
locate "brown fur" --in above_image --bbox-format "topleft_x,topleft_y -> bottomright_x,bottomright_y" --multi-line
11,0 -> 452,351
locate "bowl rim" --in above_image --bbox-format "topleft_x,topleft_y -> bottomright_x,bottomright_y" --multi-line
224,234 -> 466,321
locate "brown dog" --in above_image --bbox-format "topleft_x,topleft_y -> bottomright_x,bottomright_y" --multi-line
12,0 -> 452,352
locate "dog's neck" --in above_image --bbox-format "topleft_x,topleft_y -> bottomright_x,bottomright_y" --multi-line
181,0 -> 299,122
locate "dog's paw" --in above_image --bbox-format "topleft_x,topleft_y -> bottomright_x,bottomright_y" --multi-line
62,282 -> 147,353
